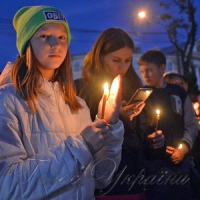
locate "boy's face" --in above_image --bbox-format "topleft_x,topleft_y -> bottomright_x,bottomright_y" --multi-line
139,62 -> 165,87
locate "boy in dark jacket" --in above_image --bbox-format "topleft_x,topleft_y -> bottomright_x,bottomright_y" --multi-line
138,49 -> 198,200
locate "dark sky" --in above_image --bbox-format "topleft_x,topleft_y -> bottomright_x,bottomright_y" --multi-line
0,0 -> 200,72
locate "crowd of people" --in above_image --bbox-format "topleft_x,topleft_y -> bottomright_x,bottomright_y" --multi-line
0,4 -> 200,200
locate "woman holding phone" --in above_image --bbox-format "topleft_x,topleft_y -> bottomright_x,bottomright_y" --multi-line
75,28 -> 164,199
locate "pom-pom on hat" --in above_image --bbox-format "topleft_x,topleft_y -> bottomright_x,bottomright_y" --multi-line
13,5 -> 71,56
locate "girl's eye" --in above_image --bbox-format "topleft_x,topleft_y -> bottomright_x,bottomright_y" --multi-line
40,34 -> 49,39
59,36 -> 66,40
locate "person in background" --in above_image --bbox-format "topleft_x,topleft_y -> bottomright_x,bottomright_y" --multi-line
163,72 -> 188,92
138,49 -> 198,200
75,28 -> 164,200
0,6 -> 124,200
164,72 -> 200,199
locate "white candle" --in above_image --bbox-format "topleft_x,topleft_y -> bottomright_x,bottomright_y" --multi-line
193,102 -> 200,116
101,83 -> 109,119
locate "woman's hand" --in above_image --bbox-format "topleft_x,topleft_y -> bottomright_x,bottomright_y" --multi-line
147,130 -> 165,149
81,120 -> 109,155
120,100 -> 145,121
98,75 -> 122,124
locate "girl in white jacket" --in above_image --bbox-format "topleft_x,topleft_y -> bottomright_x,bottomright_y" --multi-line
0,6 -> 124,200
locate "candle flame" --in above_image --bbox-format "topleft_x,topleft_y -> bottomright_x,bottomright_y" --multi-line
104,83 -> 109,96
178,144 -> 182,149
111,79 -> 119,93
193,102 -> 199,110
156,109 -> 160,115
155,109 -> 160,132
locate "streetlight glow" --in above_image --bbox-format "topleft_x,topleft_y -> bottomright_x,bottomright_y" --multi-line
138,11 -> 146,18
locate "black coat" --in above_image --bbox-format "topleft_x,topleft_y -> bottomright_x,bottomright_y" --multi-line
75,78 -> 147,195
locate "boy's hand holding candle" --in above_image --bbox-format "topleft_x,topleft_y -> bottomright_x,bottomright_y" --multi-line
147,130 -> 164,149
147,109 -> 164,149
166,143 -> 188,164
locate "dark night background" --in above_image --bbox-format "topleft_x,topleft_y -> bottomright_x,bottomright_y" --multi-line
0,0 -> 200,72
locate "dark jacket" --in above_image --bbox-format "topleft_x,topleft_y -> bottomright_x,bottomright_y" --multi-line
75,78 -> 147,195
143,83 -> 197,160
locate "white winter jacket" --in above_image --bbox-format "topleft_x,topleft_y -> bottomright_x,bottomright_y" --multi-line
0,62 -> 124,200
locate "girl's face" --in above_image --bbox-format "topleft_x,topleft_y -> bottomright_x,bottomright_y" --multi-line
30,23 -> 68,80
104,47 -> 132,77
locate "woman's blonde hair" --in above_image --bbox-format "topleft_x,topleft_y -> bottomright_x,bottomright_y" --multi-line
11,45 -> 82,114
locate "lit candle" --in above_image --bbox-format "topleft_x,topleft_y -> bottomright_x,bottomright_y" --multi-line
178,143 -> 183,149
155,109 -> 160,132
193,102 -> 199,110
193,102 -> 199,116
101,83 -> 109,119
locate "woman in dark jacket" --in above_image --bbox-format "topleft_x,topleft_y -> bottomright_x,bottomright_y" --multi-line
75,28 -> 164,199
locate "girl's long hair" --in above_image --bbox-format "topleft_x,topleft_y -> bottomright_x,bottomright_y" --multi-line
11,45 -> 82,114
79,28 -> 143,104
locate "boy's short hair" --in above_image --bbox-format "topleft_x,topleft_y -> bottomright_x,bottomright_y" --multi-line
163,72 -> 187,83
138,49 -> 166,67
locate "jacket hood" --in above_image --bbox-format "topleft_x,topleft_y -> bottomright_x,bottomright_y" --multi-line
0,61 -> 13,86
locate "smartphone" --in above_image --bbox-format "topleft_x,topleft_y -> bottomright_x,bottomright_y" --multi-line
127,88 -> 153,105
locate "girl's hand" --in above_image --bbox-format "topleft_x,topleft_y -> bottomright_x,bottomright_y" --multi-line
120,100 -> 145,121
98,75 -> 122,124
81,120 -> 109,155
